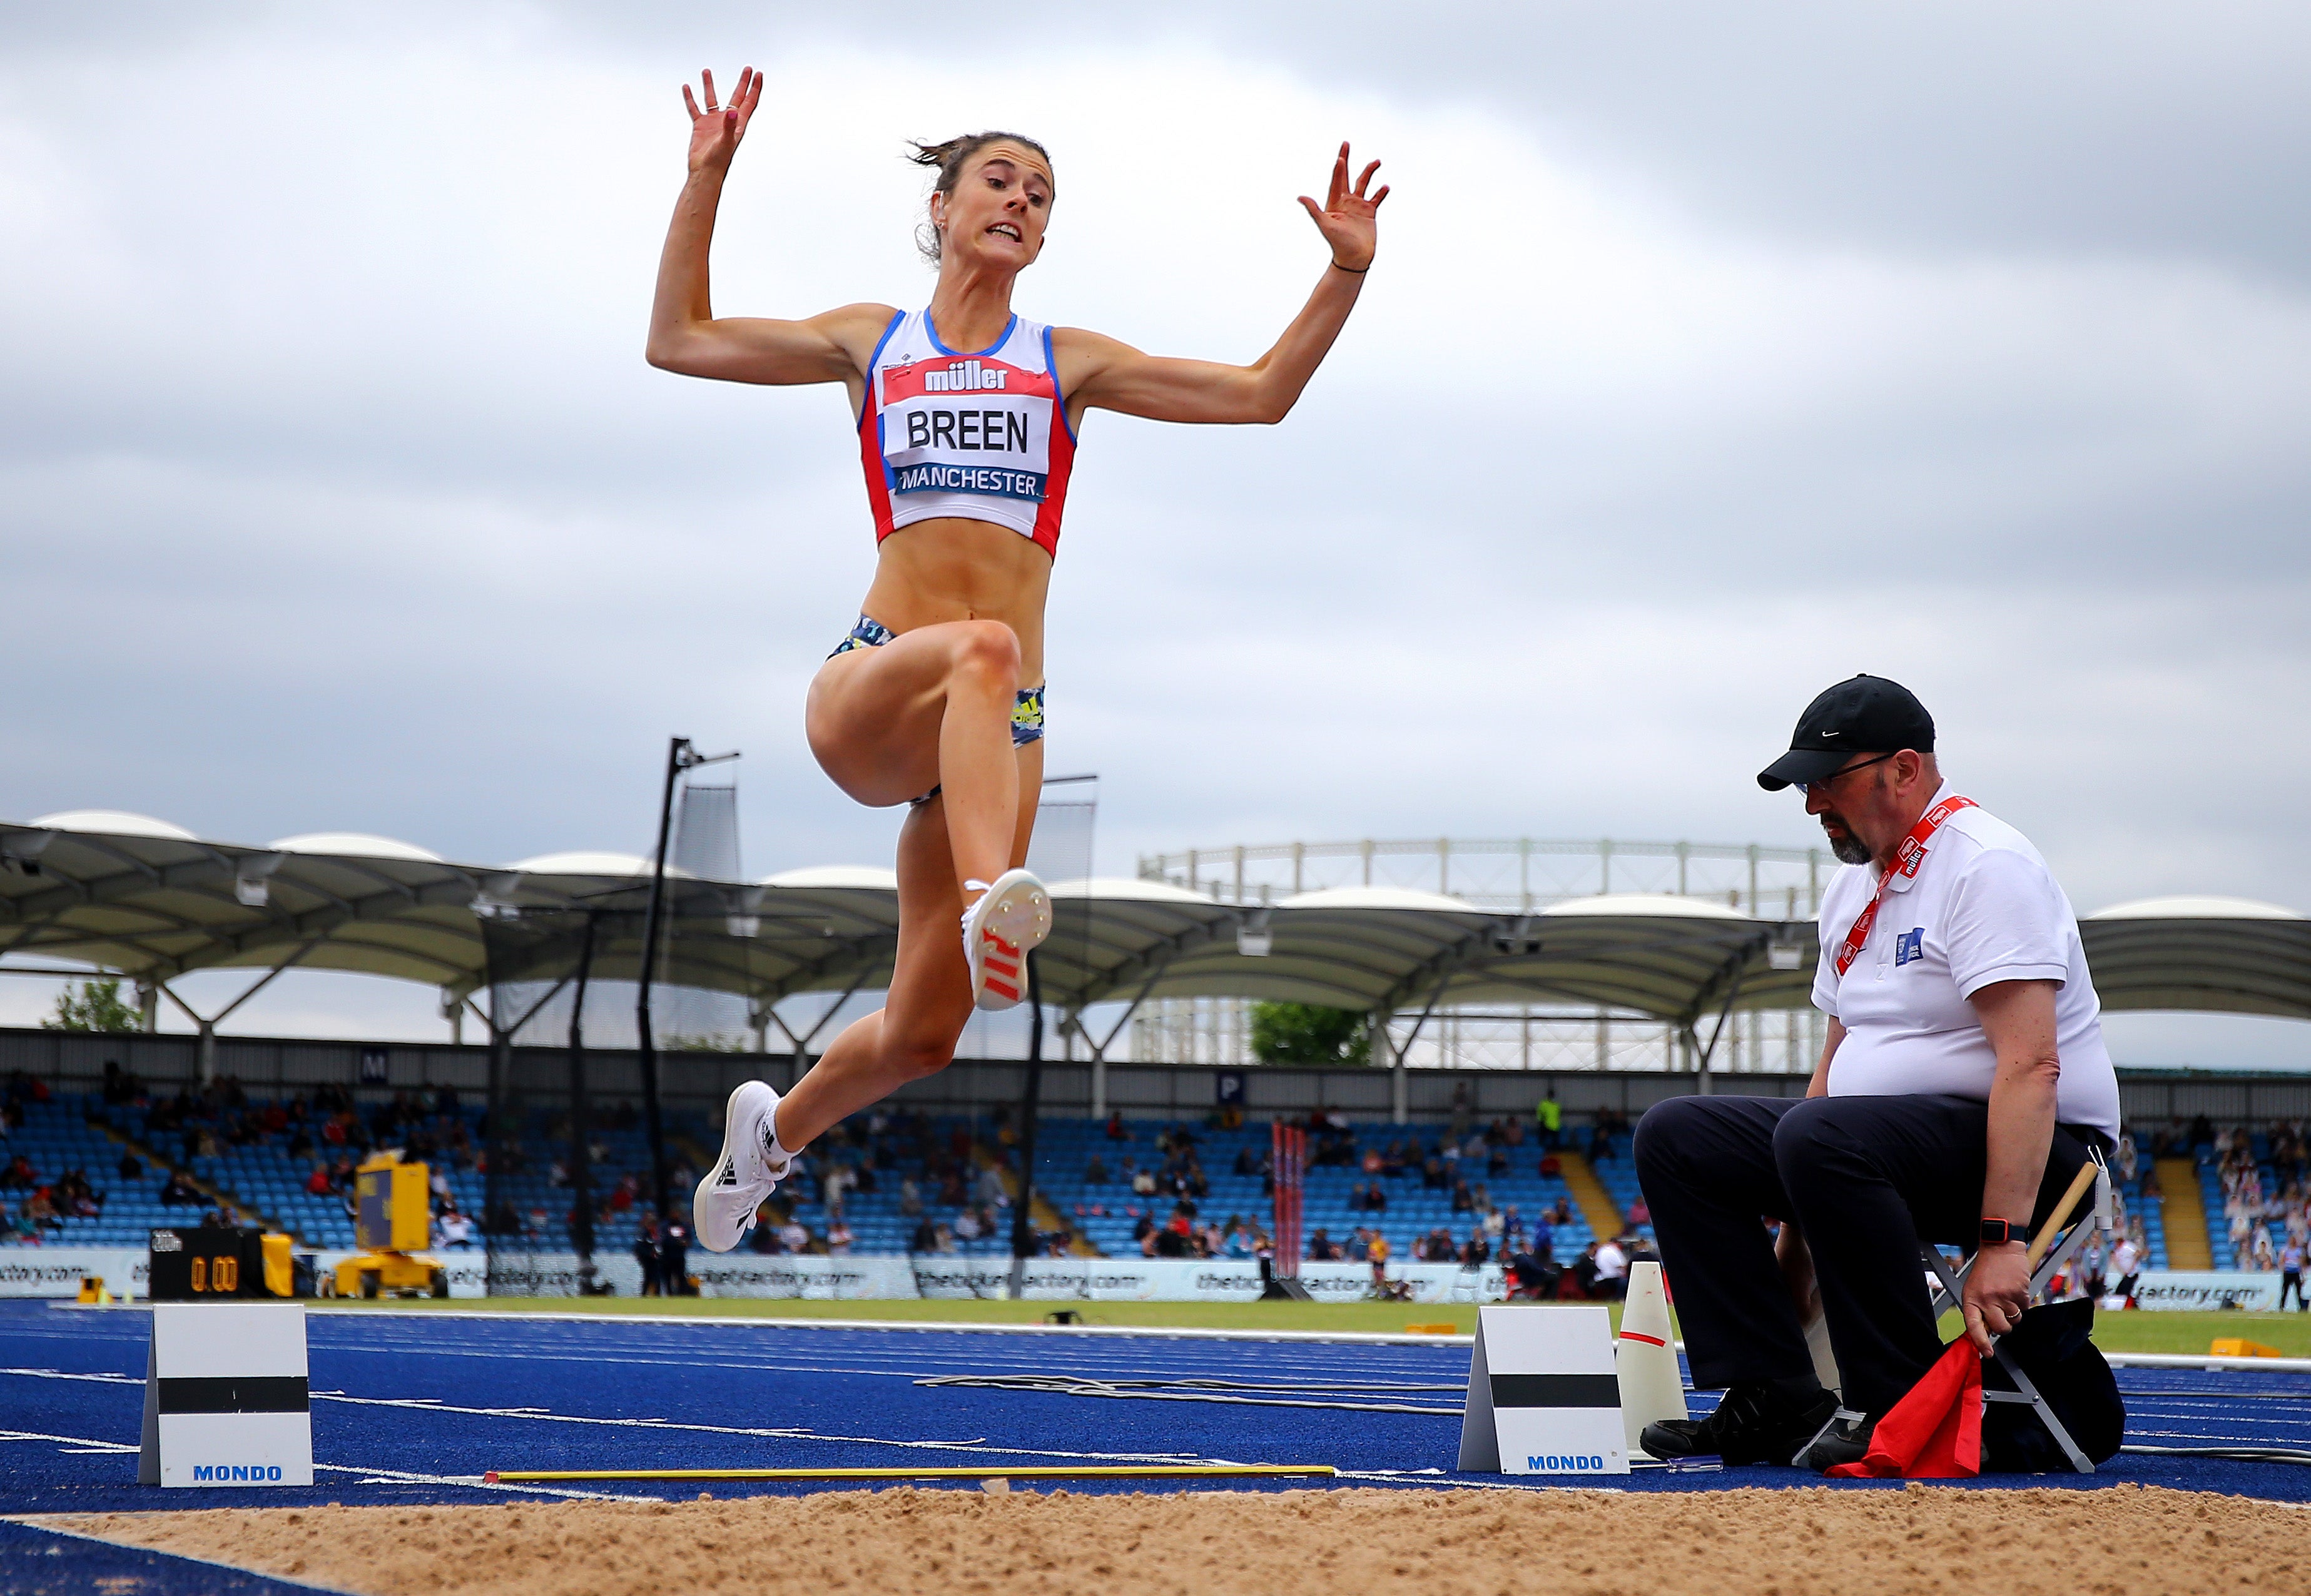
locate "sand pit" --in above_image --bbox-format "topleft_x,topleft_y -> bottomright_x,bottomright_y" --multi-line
31,1482 -> 2311,1596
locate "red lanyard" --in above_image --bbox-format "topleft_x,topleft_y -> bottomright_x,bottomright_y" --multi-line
1832,795 -> 1977,977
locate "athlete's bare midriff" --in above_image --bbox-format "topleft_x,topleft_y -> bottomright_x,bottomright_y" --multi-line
856,516 -> 1053,686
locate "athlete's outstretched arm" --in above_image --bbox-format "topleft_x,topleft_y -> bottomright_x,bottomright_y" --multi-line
1064,143 -> 1388,426
646,68 -> 892,387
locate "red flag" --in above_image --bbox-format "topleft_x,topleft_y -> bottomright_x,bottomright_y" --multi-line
1826,1341 -> 1983,1479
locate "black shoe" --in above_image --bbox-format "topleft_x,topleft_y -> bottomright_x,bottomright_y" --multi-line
1790,1407 -> 1874,1472
1640,1380 -> 1839,1466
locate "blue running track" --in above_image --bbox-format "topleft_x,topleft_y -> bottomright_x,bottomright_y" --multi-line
4,1301 -> 2309,1523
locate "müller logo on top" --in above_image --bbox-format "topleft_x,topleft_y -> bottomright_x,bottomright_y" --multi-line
919,358 -> 1010,392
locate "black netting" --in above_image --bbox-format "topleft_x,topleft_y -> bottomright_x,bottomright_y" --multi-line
479,907 -> 624,1295
661,783 -> 750,1049
478,873 -> 755,1297
1006,775 -> 1096,1274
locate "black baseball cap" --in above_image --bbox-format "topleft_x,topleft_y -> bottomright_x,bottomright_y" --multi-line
1757,674 -> 1935,791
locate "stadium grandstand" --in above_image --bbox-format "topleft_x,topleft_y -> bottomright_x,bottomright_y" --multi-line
3,803 -> 2307,1291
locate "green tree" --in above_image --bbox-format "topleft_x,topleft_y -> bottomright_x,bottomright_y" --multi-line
1249,1002 -> 1373,1067
43,976 -> 141,1034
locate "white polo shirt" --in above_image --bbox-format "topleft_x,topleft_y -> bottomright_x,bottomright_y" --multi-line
1811,784 -> 2120,1139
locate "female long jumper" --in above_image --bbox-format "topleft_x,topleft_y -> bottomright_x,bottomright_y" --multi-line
648,68 -> 1386,1253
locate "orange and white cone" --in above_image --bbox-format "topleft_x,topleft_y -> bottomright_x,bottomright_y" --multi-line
1616,1260 -> 1687,1452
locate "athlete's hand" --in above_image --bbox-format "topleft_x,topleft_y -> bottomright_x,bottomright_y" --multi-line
681,67 -> 762,176
1298,142 -> 1388,272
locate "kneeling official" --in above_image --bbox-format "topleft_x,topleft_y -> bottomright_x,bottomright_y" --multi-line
1634,674 -> 2118,1470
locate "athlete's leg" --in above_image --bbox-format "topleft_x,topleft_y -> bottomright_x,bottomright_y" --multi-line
808,620 -> 1023,895
771,737 -> 1044,1152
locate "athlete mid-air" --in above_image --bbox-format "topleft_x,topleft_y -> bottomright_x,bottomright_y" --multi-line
646,67 -> 1387,1252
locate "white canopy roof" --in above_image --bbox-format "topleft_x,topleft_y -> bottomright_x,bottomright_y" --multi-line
4,815 -> 2306,1029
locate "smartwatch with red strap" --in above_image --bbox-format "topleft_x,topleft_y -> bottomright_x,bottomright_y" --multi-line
1978,1217 -> 2029,1248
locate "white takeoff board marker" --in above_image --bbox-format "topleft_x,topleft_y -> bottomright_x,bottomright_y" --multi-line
138,1302 -> 313,1488
1457,1303 -> 1629,1476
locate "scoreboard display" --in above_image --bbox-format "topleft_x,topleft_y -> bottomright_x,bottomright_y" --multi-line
148,1226 -> 269,1299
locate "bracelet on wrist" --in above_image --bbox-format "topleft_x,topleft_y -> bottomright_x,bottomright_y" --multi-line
1331,259 -> 1370,274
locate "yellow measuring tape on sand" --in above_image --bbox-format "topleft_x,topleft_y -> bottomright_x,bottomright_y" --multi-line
484,1464 -> 1335,1483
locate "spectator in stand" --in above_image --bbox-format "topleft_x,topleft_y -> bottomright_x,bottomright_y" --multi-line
1366,1182 -> 1388,1215
656,1219 -> 690,1294
26,1187 -> 62,1234
1567,1241 -> 1603,1298
1084,1152 -> 1108,1184
58,1171 -> 101,1217
907,1215 -> 939,1254
1306,1227 -> 1339,1262
826,1217 -> 855,1255
159,1170 -> 199,1207
1550,1196 -> 1574,1228
778,1214 -> 811,1253
1346,1228 -> 1369,1263
437,1205 -> 475,1249
1451,1178 -> 1474,1214
1588,1119 -> 1615,1164
1,1155 -> 33,1191
1592,1234 -> 1629,1299
1625,1194 -> 1651,1229
636,1219 -> 668,1294
1105,1111 -> 1128,1142
1460,1229 -> 1491,1267
116,1149 -> 143,1183
1536,1093 -> 1562,1151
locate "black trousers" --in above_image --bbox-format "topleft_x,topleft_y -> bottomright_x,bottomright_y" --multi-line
1633,1093 -> 2108,1420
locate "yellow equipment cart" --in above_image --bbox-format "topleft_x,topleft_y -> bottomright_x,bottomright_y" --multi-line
333,1152 -> 449,1299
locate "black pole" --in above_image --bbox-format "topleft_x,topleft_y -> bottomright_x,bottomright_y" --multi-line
1010,952 -> 1045,1269
483,1017 -> 513,1294
634,736 -> 687,1230
566,912 -> 598,1284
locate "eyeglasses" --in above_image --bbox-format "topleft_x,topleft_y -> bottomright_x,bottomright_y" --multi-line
1799,750 -> 1897,796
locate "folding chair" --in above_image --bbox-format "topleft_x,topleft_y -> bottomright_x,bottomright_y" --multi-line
1798,1147 -> 2111,1474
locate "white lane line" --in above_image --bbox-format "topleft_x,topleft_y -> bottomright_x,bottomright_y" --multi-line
2,1517 -> 358,1594
304,1390 -> 1218,1465
298,1306 -> 1480,1348
295,1339 -> 1460,1391
0,1368 -> 1228,1467
51,1307 -> 2311,1376
0,1426 -> 646,1502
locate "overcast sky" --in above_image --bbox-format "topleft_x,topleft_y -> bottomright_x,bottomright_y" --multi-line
3,3 -> 2307,1063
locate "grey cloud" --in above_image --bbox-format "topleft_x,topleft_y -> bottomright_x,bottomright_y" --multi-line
1,4 -> 2306,1065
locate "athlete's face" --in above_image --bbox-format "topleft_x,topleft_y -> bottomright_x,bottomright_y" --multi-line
933,145 -> 1053,270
